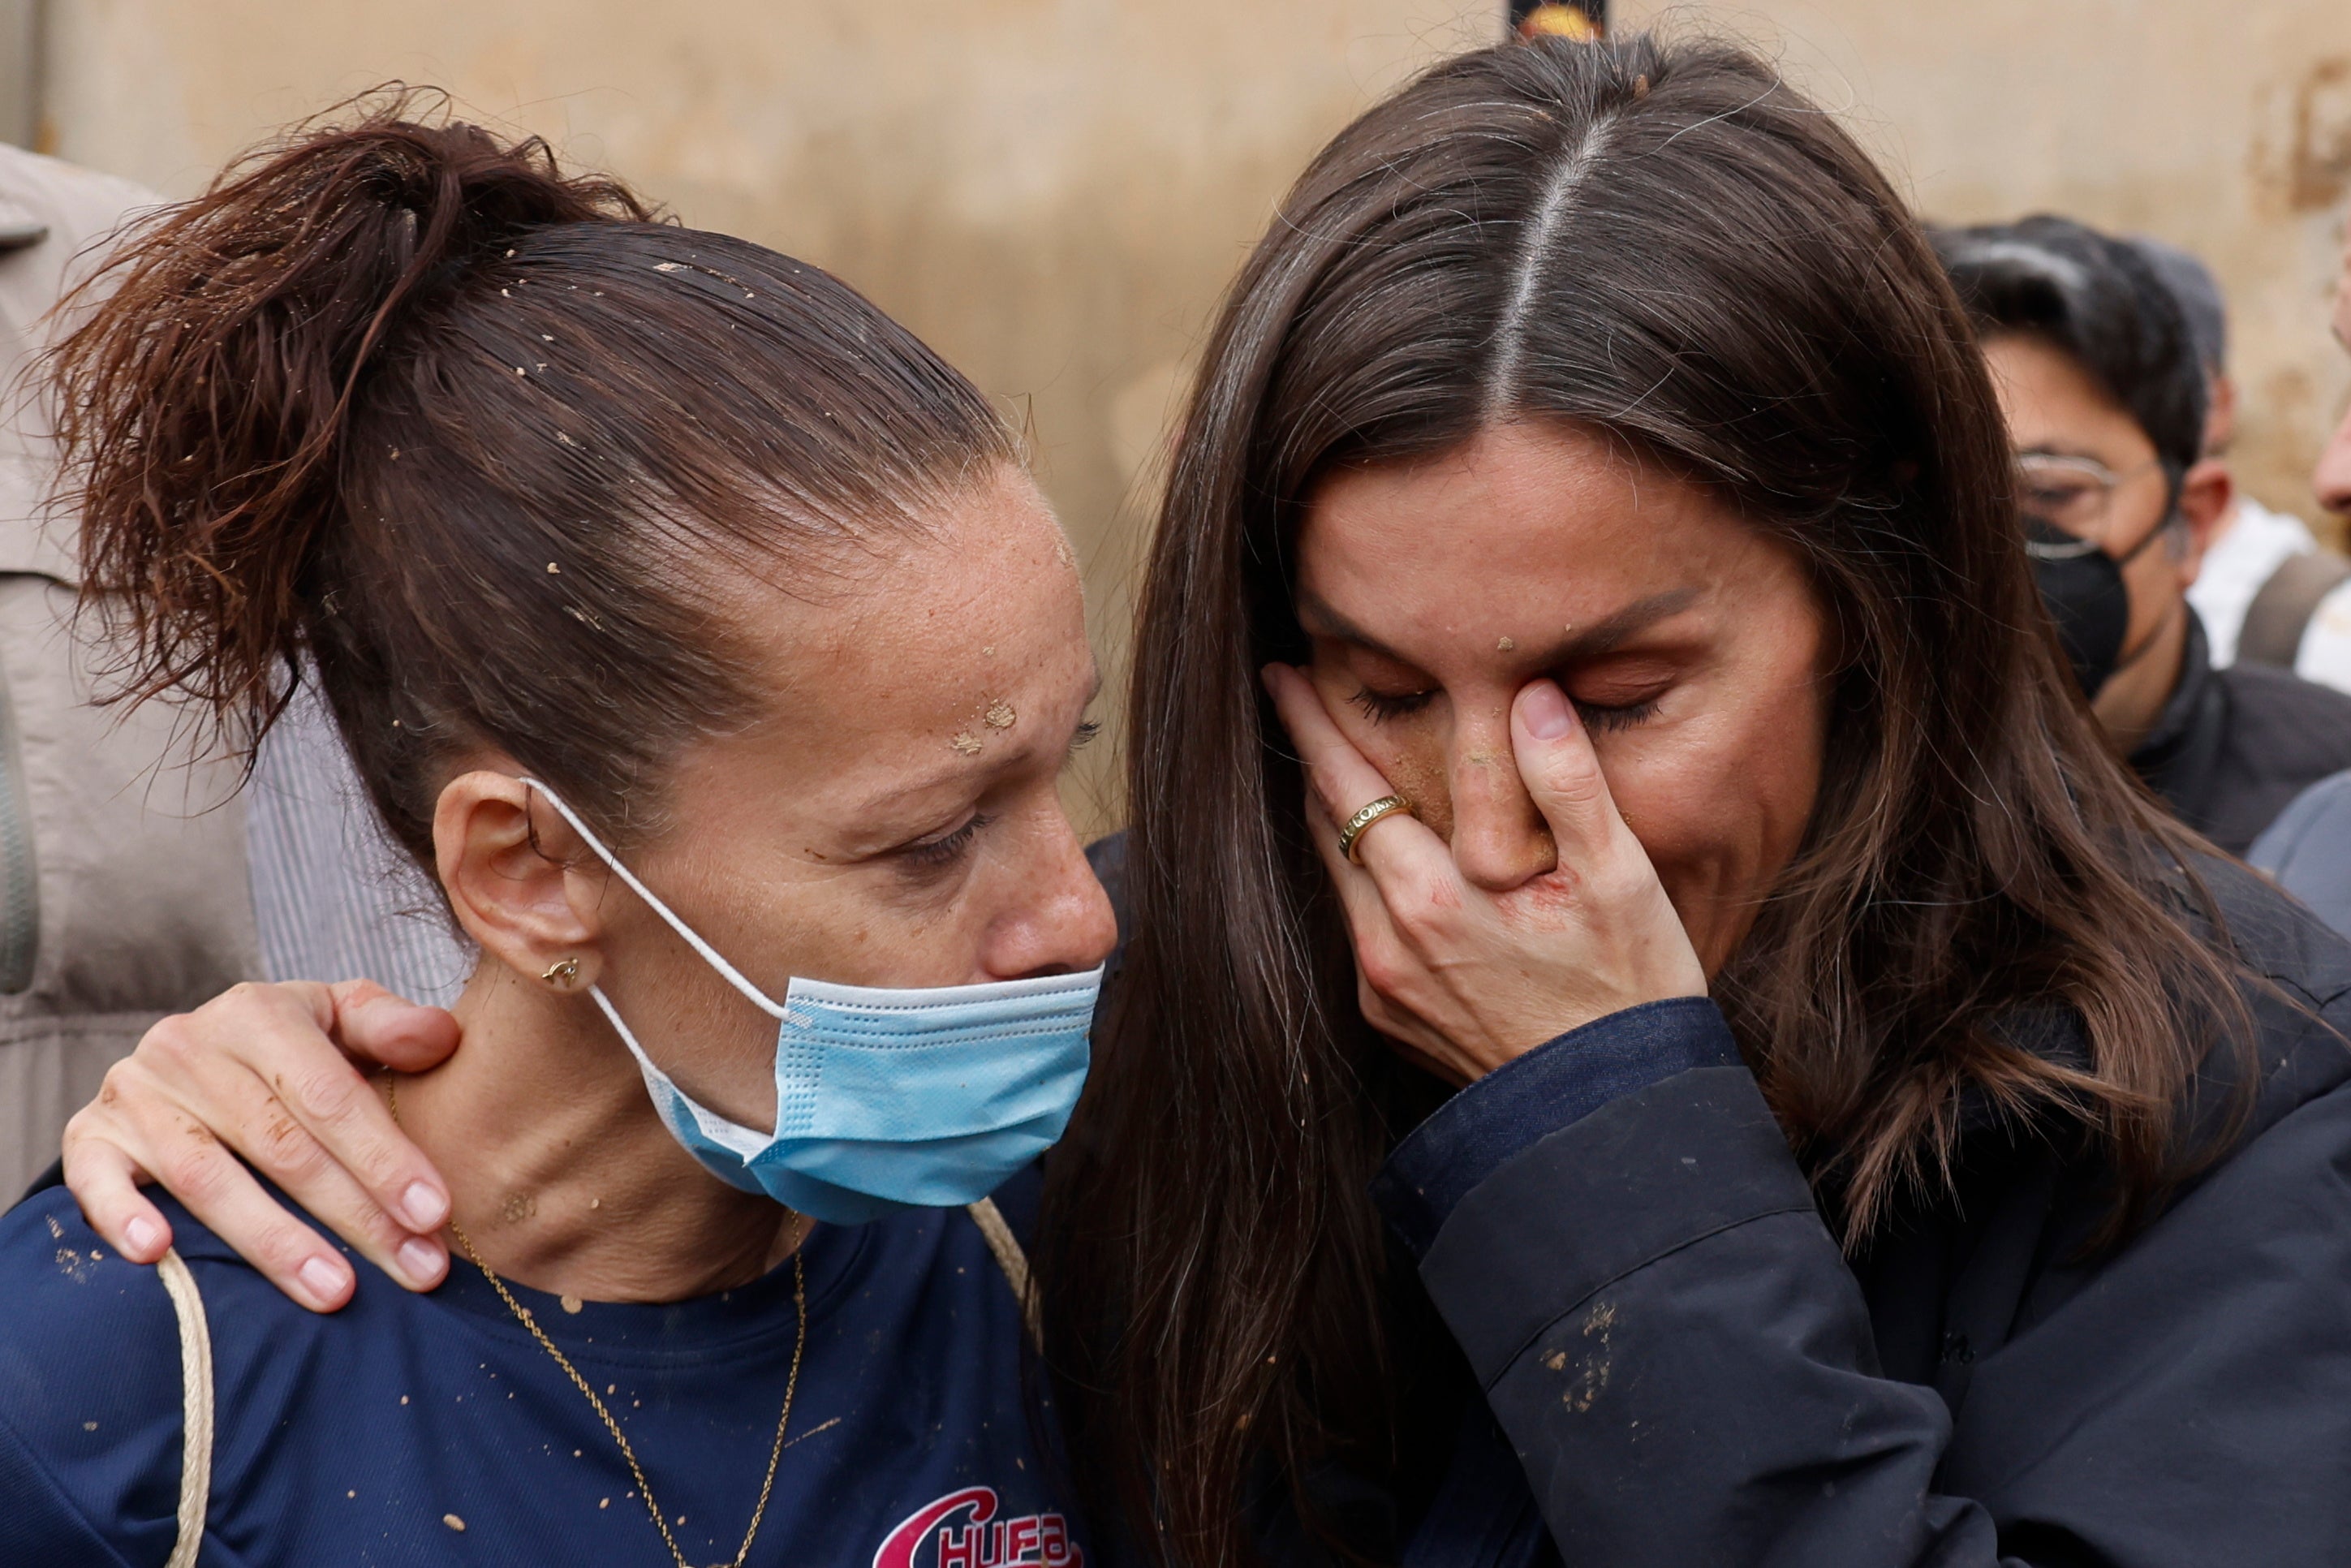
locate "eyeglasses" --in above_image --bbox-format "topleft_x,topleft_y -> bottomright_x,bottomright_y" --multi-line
2015,451 -> 2164,555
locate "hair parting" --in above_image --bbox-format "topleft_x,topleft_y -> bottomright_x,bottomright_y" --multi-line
1483,114 -> 1614,420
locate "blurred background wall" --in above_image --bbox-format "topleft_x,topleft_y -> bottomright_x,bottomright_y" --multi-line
5,0 -> 2349,833
1619,0 -> 2351,548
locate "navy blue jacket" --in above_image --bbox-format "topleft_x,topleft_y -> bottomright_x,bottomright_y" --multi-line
1365,853 -> 2351,1566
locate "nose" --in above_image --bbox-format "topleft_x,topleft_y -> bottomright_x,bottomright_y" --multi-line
980,800 -> 1119,980
2315,399 -> 2351,520
1444,698 -> 1557,893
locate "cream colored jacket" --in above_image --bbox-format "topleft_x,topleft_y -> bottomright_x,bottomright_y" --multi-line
0,146 -> 261,1196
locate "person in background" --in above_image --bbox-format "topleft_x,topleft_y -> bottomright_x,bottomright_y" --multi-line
2249,211 -> 2351,937
2314,210 -> 2351,637
0,145 -> 466,1195
0,148 -> 261,1195
1938,215 -> 2351,854
2137,238 -> 2351,689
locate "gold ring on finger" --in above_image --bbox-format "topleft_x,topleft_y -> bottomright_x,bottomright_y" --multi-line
1337,795 -> 1414,864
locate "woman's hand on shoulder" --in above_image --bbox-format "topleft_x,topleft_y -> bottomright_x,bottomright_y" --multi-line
62,980 -> 462,1311
1264,665 -> 1706,1083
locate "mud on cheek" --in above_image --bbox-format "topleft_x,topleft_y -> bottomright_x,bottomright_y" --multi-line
1373,747 -> 1453,841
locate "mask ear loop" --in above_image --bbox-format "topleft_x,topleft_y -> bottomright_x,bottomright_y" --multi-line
585,983 -> 777,1157
519,778 -> 790,1023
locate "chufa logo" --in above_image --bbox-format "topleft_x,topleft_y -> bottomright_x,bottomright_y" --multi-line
873,1485 -> 1085,1568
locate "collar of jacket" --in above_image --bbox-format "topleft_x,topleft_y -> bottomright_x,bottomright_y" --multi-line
2128,609 -> 2227,836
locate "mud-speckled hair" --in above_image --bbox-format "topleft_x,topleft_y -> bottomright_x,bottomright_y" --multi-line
49,88 -> 1014,865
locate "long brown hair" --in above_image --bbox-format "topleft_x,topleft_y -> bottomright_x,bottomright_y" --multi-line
50,89 -> 1014,854
1039,32 -> 2250,1564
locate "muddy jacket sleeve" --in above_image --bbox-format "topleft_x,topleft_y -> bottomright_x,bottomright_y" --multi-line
1371,995 -> 2351,1566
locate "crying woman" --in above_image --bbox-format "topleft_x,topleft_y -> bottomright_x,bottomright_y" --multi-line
0,102 -> 1114,1566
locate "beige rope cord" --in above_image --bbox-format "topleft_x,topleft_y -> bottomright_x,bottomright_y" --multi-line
156,1247 -> 214,1568
965,1197 -> 1041,1350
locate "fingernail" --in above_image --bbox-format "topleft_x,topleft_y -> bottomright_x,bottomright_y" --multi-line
125,1216 -> 163,1257
1521,680 -> 1574,739
1259,663 -> 1281,694
397,1236 -> 446,1286
298,1254 -> 349,1304
400,1181 -> 448,1230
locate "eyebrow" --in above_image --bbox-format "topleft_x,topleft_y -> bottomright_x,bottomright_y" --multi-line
1295,587 -> 1702,670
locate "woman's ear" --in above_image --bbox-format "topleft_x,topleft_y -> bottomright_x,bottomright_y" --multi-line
433,771 -> 605,992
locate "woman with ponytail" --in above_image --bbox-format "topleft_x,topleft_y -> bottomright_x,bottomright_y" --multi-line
0,93 -> 1113,1565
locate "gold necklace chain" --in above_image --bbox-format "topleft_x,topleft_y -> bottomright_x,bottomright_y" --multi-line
389,1078 -> 806,1568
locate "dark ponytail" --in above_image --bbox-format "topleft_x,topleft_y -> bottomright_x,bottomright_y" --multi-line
51,88 -> 1014,861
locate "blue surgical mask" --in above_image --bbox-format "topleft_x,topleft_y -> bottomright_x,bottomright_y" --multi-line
525,780 -> 1100,1225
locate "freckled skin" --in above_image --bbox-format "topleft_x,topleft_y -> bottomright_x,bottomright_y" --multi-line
301,466 -> 1122,1305
1298,424 -> 1830,976
580,467 -> 1115,1126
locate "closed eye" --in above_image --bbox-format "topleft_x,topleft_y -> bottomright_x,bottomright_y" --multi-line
897,812 -> 993,875
1350,686 -> 1435,724
1574,696 -> 1660,733
1352,684 -> 1659,732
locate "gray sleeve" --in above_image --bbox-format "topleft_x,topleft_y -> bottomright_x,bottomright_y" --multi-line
2248,769 -> 2351,940
245,683 -> 472,1006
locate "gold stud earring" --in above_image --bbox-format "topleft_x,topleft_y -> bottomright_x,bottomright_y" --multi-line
541,957 -> 581,988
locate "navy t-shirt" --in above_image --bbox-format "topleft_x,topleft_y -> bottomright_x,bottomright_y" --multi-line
0,1170 -> 1087,1567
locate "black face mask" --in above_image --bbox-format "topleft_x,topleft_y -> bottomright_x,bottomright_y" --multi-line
2028,515 -> 2172,700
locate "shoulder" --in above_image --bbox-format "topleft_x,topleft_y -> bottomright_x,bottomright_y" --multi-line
0,1184 -> 186,1387
2190,851 -> 2351,1002
0,145 -> 161,260
0,1187 -> 192,1563
2170,854 -> 2351,1154
2007,860 -> 2351,1307
0,148 -> 164,334
0,1182 -> 360,1428
2252,768 -> 2351,860
2250,770 -> 2351,937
